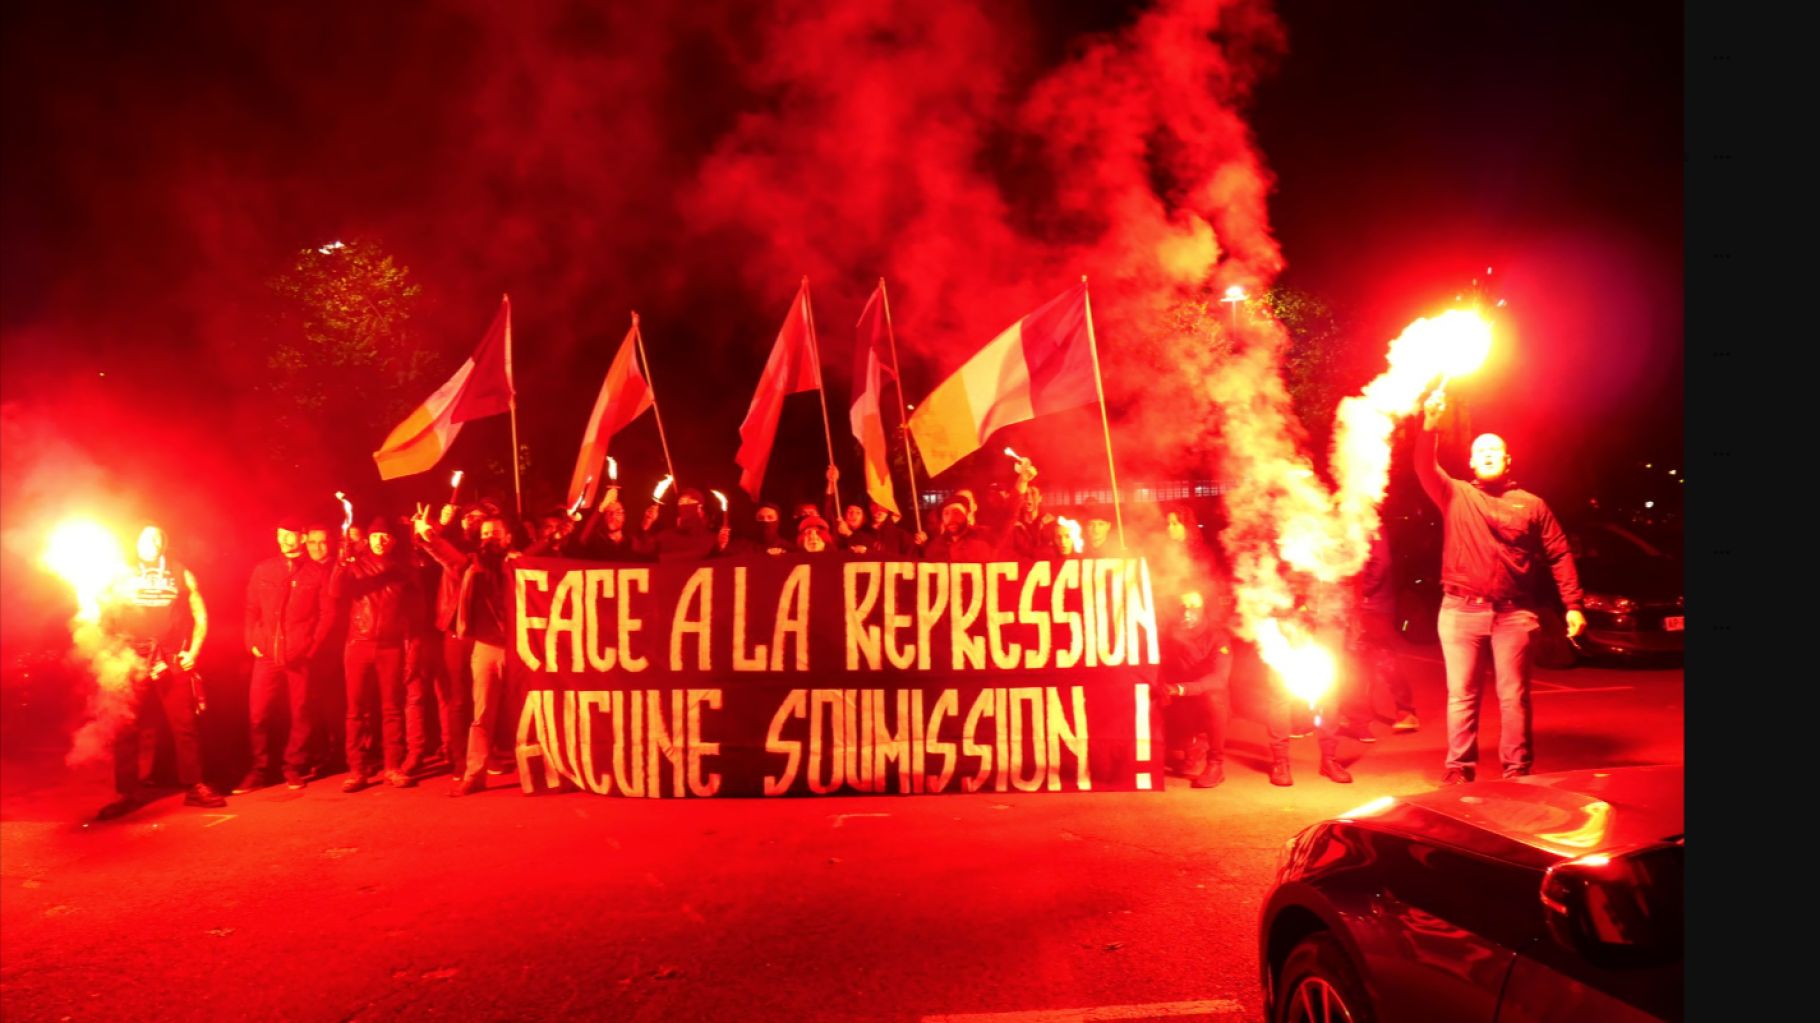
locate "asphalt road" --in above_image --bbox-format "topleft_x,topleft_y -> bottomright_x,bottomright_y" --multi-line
0,646 -> 1683,1023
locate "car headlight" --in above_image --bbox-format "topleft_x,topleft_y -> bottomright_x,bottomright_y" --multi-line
1583,593 -> 1636,613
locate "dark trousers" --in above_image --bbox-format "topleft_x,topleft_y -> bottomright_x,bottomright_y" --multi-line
115,667 -> 202,794
311,649 -> 345,774
248,659 -> 313,780
440,634 -> 475,773
344,640 -> 406,776
1265,690 -> 1338,759
1167,658 -> 1234,764
1352,610 -> 1416,718
404,633 -> 444,765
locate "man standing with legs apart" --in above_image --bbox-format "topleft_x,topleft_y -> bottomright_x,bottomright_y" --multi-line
330,517 -> 422,791
96,526 -> 228,819
1416,390 -> 1585,784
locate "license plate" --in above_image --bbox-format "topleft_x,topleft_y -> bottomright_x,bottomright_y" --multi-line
1663,616 -> 1684,632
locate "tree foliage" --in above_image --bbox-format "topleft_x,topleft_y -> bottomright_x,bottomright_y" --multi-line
260,239 -> 429,478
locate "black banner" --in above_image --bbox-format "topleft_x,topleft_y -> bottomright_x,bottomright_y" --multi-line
507,556 -> 1165,797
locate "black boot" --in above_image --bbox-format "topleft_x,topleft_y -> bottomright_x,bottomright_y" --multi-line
1269,754 -> 1293,787
1319,756 -> 1353,784
1191,760 -> 1225,789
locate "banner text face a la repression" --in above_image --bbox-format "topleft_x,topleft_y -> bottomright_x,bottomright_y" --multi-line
509,556 -> 1165,798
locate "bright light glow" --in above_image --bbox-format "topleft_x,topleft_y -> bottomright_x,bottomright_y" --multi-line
1221,284 -> 1248,303
1253,618 -> 1337,707
1644,501 -> 1654,509
335,491 -> 353,532
450,469 -> 464,488
711,489 -> 729,512
1055,515 -> 1083,551
1341,796 -> 1397,819
43,520 -> 129,623
653,475 -> 674,502
607,456 -> 618,481
1003,446 -> 1023,462
317,240 -> 346,254
1417,309 -> 1494,381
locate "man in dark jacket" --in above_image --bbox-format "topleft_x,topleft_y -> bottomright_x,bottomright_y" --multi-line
234,518 -> 334,793
96,525 -> 228,819
414,508 -> 515,795
330,517 -> 423,791
1158,590 -> 1235,789
1417,390 -> 1585,783
649,489 -> 718,561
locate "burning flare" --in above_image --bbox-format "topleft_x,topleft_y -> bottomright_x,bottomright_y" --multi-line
653,475 -> 674,503
1252,617 -> 1336,710
42,519 -> 128,623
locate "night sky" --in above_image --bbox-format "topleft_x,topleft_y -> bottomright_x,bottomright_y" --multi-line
1,0 -> 1681,639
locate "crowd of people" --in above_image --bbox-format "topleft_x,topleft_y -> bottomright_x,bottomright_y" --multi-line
92,400 -> 1586,817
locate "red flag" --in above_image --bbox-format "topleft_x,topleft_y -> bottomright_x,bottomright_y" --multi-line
566,322 -> 654,506
373,294 -> 516,480
450,295 -> 514,423
735,281 -> 820,500
849,285 -> 899,516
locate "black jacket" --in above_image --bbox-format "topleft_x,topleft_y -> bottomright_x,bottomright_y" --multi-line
330,550 -> 422,646
245,555 -> 333,667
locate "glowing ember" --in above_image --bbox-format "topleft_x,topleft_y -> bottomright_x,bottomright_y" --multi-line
42,519 -> 129,623
653,475 -> 674,503
1252,617 -> 1336,708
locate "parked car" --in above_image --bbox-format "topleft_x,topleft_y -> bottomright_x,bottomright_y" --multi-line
1259,765 -> 1683,1023
1569,522 -> 1683,662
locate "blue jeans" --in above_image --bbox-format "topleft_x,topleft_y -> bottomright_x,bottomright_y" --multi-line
1437,595 -> 1538,773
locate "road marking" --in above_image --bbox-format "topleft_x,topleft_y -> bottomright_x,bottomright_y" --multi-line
201,814 -> 237,828
829,813 -> 891,828
922,999 -> 1248,1023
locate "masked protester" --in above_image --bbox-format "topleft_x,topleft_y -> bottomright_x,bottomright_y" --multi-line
414,509 -> 515,796
650,488 -> 717,561
329,517 -> 424,791
1156,590 -> 1237,789
95,526 -> 227,819
923,496 -> 995,561
525,507 -> 579,557
234,517 -> 335,793
1417,391 -> 1584,783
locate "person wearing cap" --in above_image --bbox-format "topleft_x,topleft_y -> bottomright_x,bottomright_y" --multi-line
329,516 -> 424,791
795,513 -> 838,555
922,496 -> 995,561
95,525 -> 228,819
234,517 -> 335,793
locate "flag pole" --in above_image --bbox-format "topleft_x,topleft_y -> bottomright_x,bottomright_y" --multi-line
632,311 -> 680,487
877,278 -> 922,519
504,294 -> 524,520
801,277 -> 841,511
1081,276 -> 1125,550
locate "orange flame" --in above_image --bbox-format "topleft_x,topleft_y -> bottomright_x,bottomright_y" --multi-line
653,474 -> 674,502
1253,617 -> 1337,708
42,519 -> 128,624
